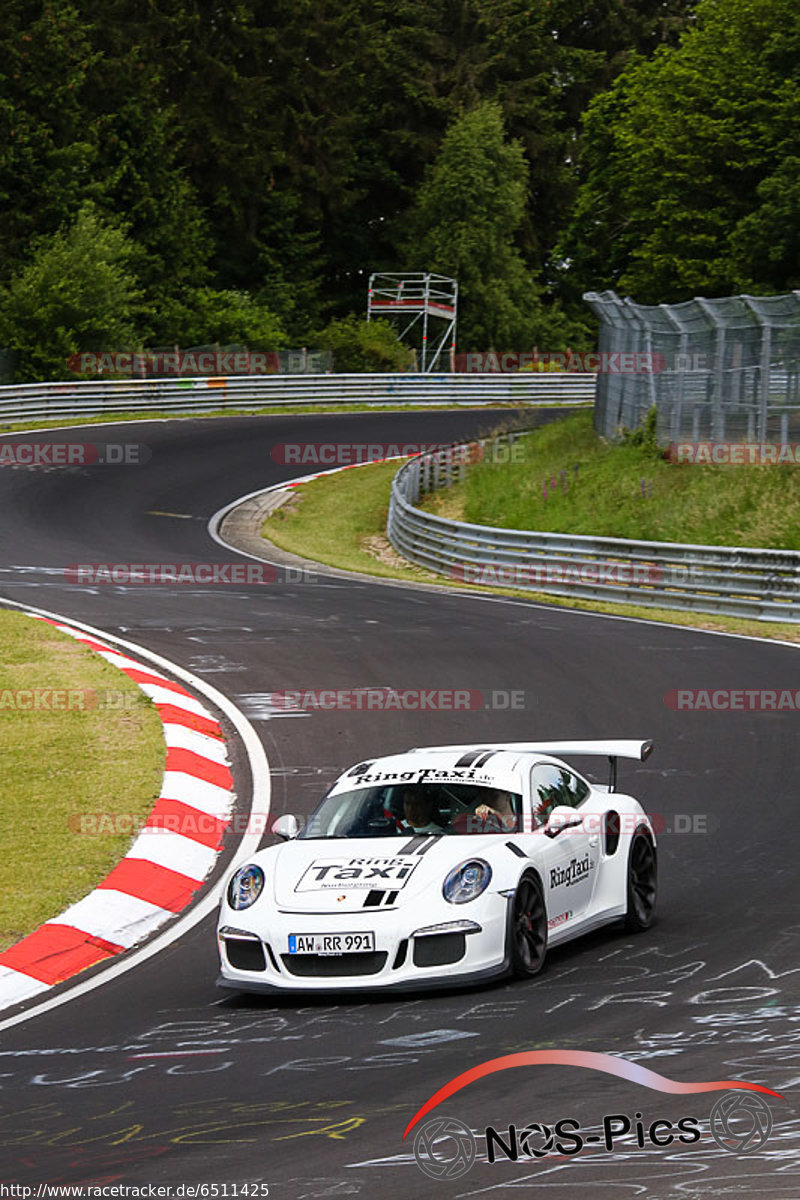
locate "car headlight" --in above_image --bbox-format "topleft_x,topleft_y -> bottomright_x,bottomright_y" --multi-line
443,859 -> 492,904
227,864 -> 265,910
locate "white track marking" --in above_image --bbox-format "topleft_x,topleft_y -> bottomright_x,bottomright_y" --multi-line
125,829 -> 218,880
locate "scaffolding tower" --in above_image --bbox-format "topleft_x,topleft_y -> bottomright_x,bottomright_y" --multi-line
367,272 -> 457,372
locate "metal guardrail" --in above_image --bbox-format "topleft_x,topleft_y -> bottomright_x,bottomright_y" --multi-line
0,373 -> 596,422
387,438 -> 800,623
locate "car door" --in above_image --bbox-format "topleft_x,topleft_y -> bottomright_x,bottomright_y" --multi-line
530,763 -> 600,925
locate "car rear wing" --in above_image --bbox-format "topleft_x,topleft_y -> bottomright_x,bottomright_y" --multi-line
410,740 -> 654,793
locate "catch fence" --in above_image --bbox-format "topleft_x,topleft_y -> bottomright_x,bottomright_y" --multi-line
584,290 -> 800,445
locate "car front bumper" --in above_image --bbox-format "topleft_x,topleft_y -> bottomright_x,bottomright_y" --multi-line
217,893 -> 511,993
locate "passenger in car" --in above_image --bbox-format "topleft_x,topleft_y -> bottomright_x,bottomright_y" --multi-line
474,789 -> 518,832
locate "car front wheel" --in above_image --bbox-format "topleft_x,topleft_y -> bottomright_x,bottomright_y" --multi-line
509,873 -> 548,978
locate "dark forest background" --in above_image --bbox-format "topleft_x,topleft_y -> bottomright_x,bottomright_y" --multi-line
1,0 -> 797,378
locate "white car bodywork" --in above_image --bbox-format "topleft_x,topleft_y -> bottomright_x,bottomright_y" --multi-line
217,740 -> 657,994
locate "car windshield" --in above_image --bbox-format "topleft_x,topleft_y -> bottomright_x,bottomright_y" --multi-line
298,782 -> 524,838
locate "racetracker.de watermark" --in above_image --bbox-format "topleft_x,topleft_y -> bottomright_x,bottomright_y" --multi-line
454,351 -> 666,374
269,441 -> 524,466
0,688 -> 143,712
264,688 -> 526,712
68,811 -> 263,836
452,562 -> 670,587
0,442 -> 150,467
665,688 -> 800,711
67,350 -> 283,376
668,441 -> 800,465
0,1185 -> 269,1198
64,563 -> 315,585
68,809 -> 711,837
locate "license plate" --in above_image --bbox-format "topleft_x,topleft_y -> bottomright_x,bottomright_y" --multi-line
288,932 -> 375,956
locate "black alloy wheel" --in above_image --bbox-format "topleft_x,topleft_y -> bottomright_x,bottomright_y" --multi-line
510,873 -> 548,978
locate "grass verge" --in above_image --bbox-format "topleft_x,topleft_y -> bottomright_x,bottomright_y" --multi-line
0,609 -> 164,950
261,460 -> 800,645
263,461 -> 440,582
421,410 -> 800,550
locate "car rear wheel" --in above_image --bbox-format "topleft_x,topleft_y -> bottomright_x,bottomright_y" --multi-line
509,873 -> 548,978
624,830 -> 657,931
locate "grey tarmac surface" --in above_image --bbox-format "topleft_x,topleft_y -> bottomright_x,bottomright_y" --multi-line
0,409 -> 797,1198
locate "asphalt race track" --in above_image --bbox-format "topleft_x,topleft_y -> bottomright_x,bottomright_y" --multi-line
0,409 -> 798,1198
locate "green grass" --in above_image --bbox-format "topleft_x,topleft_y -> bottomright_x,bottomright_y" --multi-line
263,460 -> 441,581
422,410 -> 800,550
0,609 -> 165,950
261,458 -> 800,644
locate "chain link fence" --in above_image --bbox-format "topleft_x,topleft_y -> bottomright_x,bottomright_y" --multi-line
584,290 -> 800,446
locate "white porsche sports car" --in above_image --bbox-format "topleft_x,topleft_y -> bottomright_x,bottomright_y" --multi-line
217,739 -> 657,994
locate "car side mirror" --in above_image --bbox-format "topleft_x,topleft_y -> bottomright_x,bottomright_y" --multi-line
272,813 -> 300,840
545,805 -> 583,837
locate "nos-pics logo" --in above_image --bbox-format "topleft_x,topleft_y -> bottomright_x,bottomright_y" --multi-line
405,1050 -> 782,1180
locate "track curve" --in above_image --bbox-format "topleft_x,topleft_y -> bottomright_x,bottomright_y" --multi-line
0,409 -> 797,1197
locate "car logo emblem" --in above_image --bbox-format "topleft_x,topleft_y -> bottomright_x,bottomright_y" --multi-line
337,895 -> 346,902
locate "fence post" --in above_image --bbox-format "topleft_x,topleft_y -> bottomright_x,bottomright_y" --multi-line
695,296 -> 726,442
742,297 -> 773,447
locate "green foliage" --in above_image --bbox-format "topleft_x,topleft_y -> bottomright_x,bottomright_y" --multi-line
366,1 -> 692,286
317,316 -> 415,372
404,102 -> 544,348
404,98 -> 597,349
561,0 -> 800,300
620,406 -> 662,458
0,0 -> 211,321
157,288 -> 288,350
10,0 -> 797,376
0,2 -> 101,282
452,410 -> 800,549
0,203 -> 144,382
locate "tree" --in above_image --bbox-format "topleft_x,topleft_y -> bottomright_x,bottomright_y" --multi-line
0,203 -> 144,381
0,0 -> 212,337
560,0 -> 800,301
162,288 -> 287,350
0,1 -> 100,283
363,0 -> 693,291
404,102 -> 555,348
0,0 -> 701,361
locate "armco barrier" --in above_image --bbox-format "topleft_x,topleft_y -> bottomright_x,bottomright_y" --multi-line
387,439 -> 800,623
0,373 -> 595,422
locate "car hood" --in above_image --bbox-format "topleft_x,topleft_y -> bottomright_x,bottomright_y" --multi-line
254,836 -> 504,914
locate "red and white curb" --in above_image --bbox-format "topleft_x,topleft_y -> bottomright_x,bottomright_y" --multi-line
0,615 -> 236,1011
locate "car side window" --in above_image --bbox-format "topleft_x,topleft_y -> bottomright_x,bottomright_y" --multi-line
565,771 -> 591,807
530,764 -> 589,825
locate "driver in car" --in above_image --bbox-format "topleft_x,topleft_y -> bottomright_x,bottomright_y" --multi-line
401,788 -> 447,834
